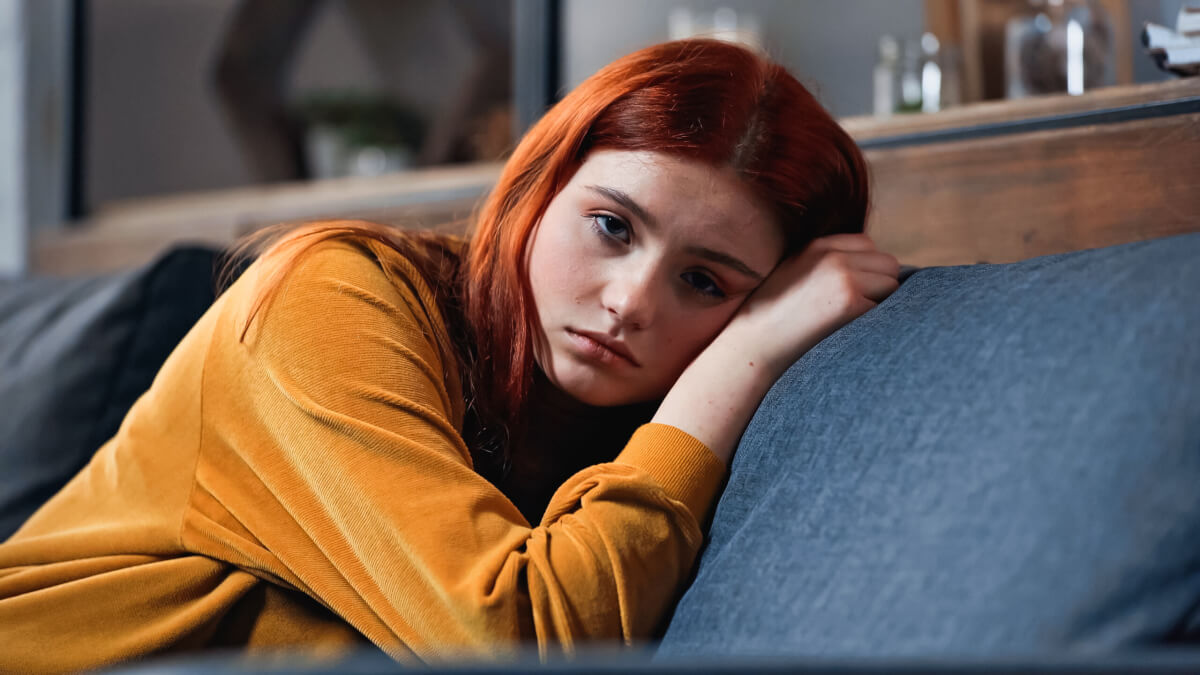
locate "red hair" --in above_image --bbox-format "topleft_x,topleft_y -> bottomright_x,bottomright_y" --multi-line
465,40 -> 867,459
234,39 -> 868,478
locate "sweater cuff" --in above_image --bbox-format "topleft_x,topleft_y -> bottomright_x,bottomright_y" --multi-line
614,423 -> 727,523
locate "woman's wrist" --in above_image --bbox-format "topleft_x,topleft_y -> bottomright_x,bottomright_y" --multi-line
651,330 -> 783,466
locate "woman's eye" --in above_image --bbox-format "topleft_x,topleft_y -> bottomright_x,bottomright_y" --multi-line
681,271 -> 726,299
591,214 -> 630,244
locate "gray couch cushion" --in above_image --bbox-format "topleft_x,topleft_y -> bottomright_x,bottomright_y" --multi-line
0,248 -> 219,540
659,232 -> 1200,656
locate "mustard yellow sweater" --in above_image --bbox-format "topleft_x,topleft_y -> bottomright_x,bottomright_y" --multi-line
0,237 -> 726,672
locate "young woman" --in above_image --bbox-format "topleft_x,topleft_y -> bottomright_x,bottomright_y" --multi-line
0,39 -> 898,669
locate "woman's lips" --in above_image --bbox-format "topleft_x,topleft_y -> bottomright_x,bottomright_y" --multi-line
565,329 -> 640,367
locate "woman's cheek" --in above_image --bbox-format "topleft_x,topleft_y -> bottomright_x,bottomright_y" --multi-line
683,312 -> 733,359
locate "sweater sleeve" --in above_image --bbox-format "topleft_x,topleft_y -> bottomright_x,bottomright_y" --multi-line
191,238 -> 726,660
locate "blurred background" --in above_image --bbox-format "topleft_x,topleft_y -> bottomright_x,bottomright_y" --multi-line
0,0 -> 1191,278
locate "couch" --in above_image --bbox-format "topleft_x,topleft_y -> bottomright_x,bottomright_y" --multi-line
2,231 -> 1199,673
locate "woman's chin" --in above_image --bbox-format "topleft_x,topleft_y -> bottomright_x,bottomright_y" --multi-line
545,368 -> 643,408
536,348 -> 668,408
558,381 -> 633,407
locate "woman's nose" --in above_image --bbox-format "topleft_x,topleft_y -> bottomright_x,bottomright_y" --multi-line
601,261 -> 660,331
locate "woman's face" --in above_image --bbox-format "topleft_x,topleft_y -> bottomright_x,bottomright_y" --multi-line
527,149 -> 786,406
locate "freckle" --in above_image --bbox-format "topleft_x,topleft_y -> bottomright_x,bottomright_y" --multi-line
748,361 -> 755,367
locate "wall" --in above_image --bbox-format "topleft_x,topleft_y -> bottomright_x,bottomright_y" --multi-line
85,0 -> 252,209
66,0 -> 1200,218
0,0 -> 72,277
564,0 -> 1190,118
84,0 -> 504,211
563,0 -> 927,118
0,0 -> 26,277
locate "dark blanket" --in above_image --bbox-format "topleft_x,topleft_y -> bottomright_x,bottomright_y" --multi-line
0,248 -> 220,539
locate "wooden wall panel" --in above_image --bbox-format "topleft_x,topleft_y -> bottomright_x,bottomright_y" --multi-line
866,112 -> 1200,267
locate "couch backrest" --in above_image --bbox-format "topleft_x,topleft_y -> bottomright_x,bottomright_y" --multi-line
660,232 -> 1200,655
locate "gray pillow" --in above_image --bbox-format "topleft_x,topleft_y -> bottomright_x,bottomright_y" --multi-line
0,248 -> 219,540
659,232 -> 1200,656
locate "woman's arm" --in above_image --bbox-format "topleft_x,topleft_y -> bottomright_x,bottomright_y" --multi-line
194,238 -> 724,659
653,233 -> 900,464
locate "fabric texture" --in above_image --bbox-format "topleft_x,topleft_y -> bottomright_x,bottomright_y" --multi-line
0,248 -> 219,540
0,234 -> 725,672
659,232 -> 1200,656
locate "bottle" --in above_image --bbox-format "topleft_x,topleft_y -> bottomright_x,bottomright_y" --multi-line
921,32 -> 943,113
897,36 -> 925,113
874,35 -> 900,117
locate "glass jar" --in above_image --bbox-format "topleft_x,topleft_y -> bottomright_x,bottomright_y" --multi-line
1005,0 -> 1114,98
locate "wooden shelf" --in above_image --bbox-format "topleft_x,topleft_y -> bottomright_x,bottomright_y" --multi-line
841,78 -> 1200,141
34,162 -> 501,276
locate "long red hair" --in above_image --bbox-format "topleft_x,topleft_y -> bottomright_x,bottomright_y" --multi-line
232,39 -> 868,479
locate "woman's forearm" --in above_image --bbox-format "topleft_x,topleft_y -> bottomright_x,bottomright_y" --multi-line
653,234 -> 900,466
651,328 -> 783,466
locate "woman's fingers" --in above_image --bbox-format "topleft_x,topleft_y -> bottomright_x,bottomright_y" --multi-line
719,233 -> 902,374
857,269 -> 901,302
844,250 -> 900,277
808,233 -> 879,253
806,236 -> 900,277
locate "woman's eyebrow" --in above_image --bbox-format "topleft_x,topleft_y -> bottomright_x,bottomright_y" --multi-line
684,245 -> 765,281
586,185 -> 657,229
586,184 -> 764,282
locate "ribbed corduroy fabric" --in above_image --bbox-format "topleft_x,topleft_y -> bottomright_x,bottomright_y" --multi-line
0,237 -> 726,673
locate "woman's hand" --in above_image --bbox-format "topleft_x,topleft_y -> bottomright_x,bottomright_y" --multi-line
652,233 -> 899,465
721,233 -> 900,376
